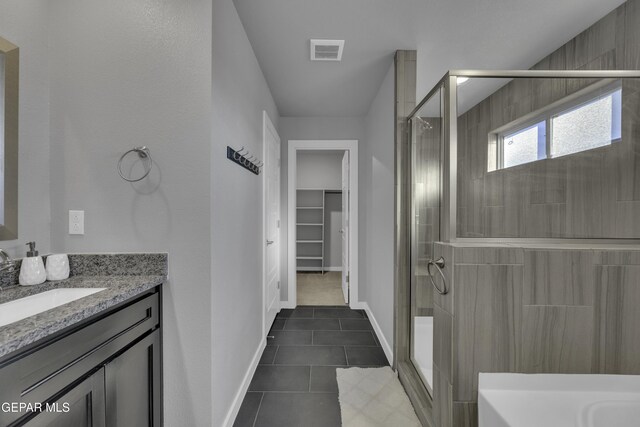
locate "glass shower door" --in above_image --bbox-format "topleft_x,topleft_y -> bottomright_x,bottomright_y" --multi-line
409,85 -> 443,395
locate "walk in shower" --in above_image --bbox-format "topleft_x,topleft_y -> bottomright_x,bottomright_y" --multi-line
404,69 -> 640,426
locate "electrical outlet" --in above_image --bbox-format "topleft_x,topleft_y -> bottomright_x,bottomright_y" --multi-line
69,210 -> 84,235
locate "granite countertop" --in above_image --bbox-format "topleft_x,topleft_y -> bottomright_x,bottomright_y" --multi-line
0,275 -> 164,359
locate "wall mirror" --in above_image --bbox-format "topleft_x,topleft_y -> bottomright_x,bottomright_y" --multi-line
0,36 -> 18,240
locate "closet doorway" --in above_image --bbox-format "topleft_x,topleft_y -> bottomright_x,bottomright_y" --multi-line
287,140 -> 358,308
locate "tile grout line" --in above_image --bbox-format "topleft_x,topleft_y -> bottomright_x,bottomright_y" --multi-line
251,392 -> 264,427
252,309 -> 380,425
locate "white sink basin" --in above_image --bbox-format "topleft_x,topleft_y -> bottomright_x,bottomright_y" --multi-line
0,288 -> 106,327
479,373 -> 640,427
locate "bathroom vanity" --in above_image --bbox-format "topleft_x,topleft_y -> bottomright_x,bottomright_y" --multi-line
0,254 -> 166,427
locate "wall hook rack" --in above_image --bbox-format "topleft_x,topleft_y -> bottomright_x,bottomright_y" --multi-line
227,146 -> 261,175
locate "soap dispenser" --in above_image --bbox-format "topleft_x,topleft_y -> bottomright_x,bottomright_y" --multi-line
19,242 -> 47,286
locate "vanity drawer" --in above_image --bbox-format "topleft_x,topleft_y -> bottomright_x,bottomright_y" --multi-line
0,290 -> 159,426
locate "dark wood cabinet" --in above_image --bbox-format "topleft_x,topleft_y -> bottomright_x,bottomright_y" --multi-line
0,288 -> 162,427
105,331 -> 161,427
22,370 -> 106,427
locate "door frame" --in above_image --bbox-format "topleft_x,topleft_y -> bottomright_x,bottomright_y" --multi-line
286,140 -> 359,309
263,111 -> 281,336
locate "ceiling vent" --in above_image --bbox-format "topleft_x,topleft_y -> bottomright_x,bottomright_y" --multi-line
310,39 -> 345,61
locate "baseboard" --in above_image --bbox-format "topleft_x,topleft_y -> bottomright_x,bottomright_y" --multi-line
349,301 -> 367,310
221,337 -> 266,427
324,267 -> 342,272
359,302 -> 394,367
281,299 -> 296,309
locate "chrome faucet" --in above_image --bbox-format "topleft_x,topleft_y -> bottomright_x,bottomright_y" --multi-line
0,249 -> 15,273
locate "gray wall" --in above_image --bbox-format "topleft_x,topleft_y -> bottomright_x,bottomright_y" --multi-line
279,117 -> 365,301
211,0 -> 280,425
362,63 -> 396,350
46,1 -> 213,425
296,151 -> 343,189
0,1 -> 51,257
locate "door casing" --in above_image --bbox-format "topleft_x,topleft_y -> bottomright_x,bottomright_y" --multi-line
285,140 -> 359,309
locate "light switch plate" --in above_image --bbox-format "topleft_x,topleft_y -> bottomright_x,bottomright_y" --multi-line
69,210 -> 84,235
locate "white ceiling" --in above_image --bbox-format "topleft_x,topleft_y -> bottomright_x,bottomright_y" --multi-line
232,0 -> 625,117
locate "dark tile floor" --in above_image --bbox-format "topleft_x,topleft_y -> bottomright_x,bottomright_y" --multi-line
233,306 -> 390,427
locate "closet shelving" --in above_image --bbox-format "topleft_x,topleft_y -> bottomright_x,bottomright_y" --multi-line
296,188 -> 340,273
296,189 -> 325,272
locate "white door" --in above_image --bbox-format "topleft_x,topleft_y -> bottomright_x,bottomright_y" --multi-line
341,151 -> 349,304
264,113 -> 281,335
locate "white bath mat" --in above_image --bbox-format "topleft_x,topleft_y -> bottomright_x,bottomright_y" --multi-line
336,366 -> 421,427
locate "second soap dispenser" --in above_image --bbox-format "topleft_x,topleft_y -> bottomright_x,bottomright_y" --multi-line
19,241 -> 47,286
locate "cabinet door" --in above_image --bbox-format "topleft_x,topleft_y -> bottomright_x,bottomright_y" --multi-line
20,369 -> 106,427
105,331 -> 161,427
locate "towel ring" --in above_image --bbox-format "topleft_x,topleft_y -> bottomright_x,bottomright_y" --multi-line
426,257 -> 448,295
118,146 -> 153,182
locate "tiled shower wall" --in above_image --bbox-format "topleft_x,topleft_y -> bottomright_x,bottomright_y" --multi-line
456,2 -> 640,238
427,1 -> 640,426
432,243 -> 640,427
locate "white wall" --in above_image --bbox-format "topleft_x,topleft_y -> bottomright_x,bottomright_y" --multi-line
362,63 -> 395,353
211,0 -> 280,425
279,117 -> 365,301
296,151 -> 343,189
0,0 -> 51,257
47,1 -> 213,425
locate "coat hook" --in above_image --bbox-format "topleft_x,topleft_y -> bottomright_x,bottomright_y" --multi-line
226,146 -> 261,176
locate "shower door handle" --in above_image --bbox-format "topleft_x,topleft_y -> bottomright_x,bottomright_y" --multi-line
427,257 -> 448,295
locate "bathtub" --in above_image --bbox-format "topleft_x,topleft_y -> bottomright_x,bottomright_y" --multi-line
479,373 -> 640,427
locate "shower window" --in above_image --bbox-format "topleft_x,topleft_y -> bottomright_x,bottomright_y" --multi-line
500,121 -> 546,169
551,86 -> 621,157
452,72 -> 640,239
489,80 -> 622,171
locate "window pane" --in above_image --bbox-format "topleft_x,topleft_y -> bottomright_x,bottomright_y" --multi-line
503,122 -> 545,168
551,89 -> 621,157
